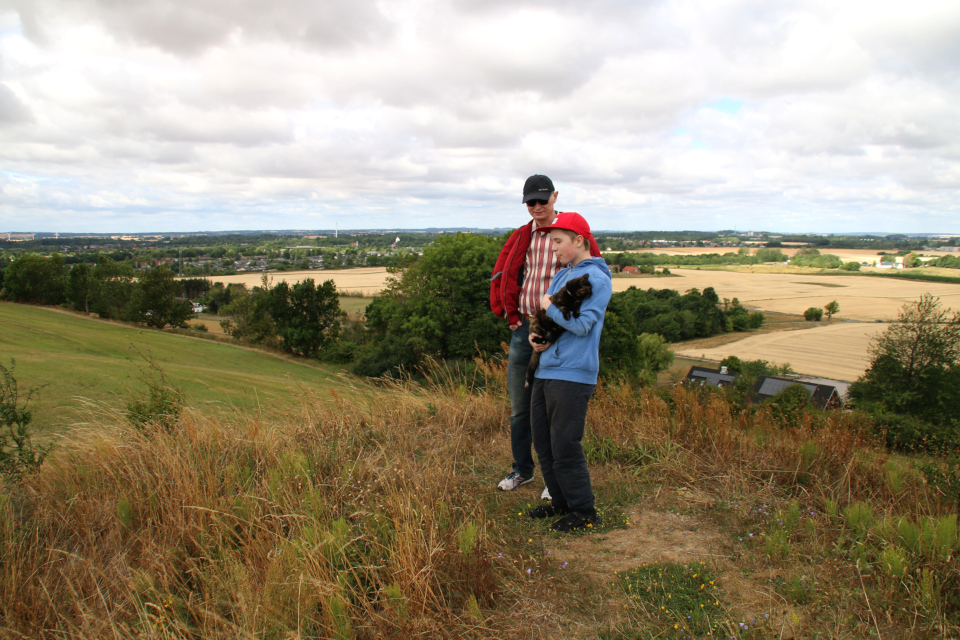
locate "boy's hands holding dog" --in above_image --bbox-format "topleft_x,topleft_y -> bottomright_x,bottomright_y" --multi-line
528,332 -> 551,352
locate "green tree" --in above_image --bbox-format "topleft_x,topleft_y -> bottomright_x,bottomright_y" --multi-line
129,266 -> 193,329
804,307 -> 823,321
637,332 -> 675,377
89,256 -> 136,319
264,279 -> 345,357
755,248 -> 788,262
67,263 -> 93,313
2,254 -> 68,304
355,233 -> 508,376
219,285 -> 275,343
848,295 -> 960,429
824,300 -> 839,320
598,309 -> 644,382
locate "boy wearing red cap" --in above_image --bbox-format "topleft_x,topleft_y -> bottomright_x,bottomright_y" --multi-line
526,211 -> 612,532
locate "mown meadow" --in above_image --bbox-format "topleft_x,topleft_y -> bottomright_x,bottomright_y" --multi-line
1,304 -> 960,639
0,303 -> 350,432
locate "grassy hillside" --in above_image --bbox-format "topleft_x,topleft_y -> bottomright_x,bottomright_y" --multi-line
2,350 -> 959,638
2,302 -> 959,639
0,302 -> 353,433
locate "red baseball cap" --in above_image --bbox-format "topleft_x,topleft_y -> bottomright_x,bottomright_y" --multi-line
539,211 -> 592,238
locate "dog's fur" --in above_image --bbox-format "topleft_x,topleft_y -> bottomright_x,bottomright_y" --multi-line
525,274 -> 592,388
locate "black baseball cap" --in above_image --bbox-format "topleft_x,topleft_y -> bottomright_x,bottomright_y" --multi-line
522,174 -> 555,203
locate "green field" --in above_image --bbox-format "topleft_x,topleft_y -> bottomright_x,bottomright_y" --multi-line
0,302 -> 356,434
338,294 -> 374,317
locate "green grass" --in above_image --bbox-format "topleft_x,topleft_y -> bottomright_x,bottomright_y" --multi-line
606,561 -> 770,639
0,302 -> 356,434
338,295 -> 373,317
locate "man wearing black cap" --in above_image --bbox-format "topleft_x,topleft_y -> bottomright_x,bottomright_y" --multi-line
489,175 -> 563,495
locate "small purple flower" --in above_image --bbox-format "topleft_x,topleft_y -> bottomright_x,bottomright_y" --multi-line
526,568 -> 531,575
562,562 -> 568,569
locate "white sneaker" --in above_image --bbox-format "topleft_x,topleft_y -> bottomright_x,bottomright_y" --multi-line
498,471 -> 533,491
541,486 -> 551,500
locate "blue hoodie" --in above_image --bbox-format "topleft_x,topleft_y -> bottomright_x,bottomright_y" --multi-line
534,257 -> 612,385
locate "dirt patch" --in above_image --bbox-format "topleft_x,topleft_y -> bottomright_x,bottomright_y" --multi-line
546,492 -> 801,639
548,497 -> 726,583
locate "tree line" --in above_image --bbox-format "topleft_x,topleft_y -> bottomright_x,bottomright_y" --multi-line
607,247 -> 788,268
1,236 -> 768,383
0,254 -> 193,329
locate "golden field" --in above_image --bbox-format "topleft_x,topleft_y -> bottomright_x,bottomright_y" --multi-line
204,262 -> 960,380
673,321 -> 887,381
612,245 -> 959,266
209,266 -> 391,296
614,268 -> 960,322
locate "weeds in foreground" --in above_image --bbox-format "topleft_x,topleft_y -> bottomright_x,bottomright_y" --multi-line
124,345 -> 184,432
0,358 -> 51,481
1,359 -> 959,638
605,561 -> 773,639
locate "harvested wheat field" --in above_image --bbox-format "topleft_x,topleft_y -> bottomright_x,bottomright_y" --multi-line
208,267 -> 390,296
614,268 -> 960,321
612,245 -> 960,265
674,321 -> 887,381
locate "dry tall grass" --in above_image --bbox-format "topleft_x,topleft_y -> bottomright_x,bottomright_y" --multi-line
2,360 -> 957,638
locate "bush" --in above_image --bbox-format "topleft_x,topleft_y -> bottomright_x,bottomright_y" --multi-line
841,261 -> 861,271
0,360 -> 51,481
322,340 -> 360,364
804,307 -> 823,321
767,383 -> 813,427
125,354 -> 184,433
875,412 -> 960,453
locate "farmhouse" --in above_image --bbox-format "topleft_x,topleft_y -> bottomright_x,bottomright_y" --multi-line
752,376 -> 844,410
684,366 -> 739,388
684,367 -> 845,411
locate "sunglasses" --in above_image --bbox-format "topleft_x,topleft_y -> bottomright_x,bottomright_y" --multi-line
526,199 -> 549,207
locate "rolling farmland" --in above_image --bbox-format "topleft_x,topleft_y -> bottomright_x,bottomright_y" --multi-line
673,322 -> 887,381
210,266 -> 391,296
205,261 -> 960,380
613,268 -> 960,322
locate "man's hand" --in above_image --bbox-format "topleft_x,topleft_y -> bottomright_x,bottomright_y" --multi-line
540,293 -> 552,311
510,322 -> 522,331
528,332 -> 551,352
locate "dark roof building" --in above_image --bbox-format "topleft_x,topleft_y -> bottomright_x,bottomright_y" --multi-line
752,376 -> 843,410
685,366 -> 739,388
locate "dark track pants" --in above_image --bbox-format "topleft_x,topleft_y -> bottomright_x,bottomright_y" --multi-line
530,378 -> 596,513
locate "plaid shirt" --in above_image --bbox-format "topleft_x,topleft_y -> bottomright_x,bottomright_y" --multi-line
518,223 -> 562,317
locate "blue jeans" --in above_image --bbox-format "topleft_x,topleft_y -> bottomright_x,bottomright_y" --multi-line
507,318 -> 535,478
530,378 -> 596,513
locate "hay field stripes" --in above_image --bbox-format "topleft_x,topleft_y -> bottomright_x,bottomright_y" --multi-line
674,322 -> 887,381
209,267 -> 391,296
614,268 -> 960,321
610,246 -> 960,265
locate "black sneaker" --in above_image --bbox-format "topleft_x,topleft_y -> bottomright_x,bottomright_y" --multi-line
550,509 -> 601,532
527,504 -> 569,519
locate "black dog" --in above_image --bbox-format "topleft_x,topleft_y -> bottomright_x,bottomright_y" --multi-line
525,275 -> 592,388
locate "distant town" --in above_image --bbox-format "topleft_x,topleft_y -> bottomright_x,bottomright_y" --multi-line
2,229 -> 958,277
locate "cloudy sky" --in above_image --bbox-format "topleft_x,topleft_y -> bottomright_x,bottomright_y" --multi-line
1,0 -> 958,234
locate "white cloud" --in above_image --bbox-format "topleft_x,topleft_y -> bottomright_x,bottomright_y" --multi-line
0,0 -> 958,233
